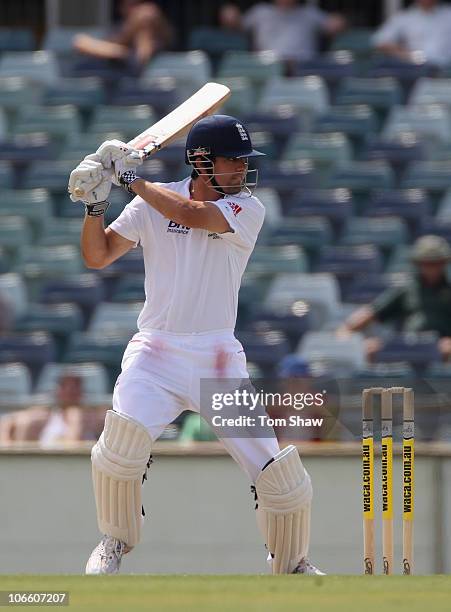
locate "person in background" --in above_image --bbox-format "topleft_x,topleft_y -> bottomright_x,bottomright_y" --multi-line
373,0 -> 451,66
218,3 -> 243,32
338,235 -> 451,362
242,0 -> 346,73
0,374 -> 106,445
73,0 -> 173,68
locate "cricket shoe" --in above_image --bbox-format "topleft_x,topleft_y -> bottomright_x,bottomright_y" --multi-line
85,534 -> 126,575
292,558 -> 326,575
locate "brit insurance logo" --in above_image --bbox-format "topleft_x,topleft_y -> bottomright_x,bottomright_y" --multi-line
167,220 -> 190,235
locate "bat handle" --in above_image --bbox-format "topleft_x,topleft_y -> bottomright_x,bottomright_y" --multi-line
73,187 -> 85,198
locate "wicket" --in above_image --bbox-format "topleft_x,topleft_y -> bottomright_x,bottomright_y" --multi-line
362,387 -> 414,575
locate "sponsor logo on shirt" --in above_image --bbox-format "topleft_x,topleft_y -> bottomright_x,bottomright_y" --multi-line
167,220 -> 190,235
227,202 -> 242,217
208,232 -> 222,240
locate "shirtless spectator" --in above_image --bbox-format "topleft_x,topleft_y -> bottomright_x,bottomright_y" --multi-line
73,0 -> 173,67
373,0 -> 451,66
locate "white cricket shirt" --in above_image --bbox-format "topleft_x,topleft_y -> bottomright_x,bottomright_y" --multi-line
109,177 -> 265,333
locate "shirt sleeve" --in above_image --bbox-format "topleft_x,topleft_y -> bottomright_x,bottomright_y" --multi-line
108,196 -> 144,247
212,196 -> 265,250
372,286 -> 407,322
372,14 -> 405,47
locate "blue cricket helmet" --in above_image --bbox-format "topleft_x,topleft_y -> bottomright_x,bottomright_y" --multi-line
185,114 -> 265,163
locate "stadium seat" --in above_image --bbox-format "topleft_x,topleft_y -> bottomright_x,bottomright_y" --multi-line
264,272 -> 340,329
0,189 -> 56,236
365,189 -> 431,231
282,132 -> 352,179
257,160 -> 316,193
0,273 -> 28,318
60,131 -> 125,164
331,28 -> 374,59
0,332 -> 56,380
401,161 -> 451,201
425,362 -> 451,378
315,244 -> 383,280
267,217 -> 332,255
143,51 -> 211,94
335,77 -> 403,116
355,361 -> 414,380
417,219 -> 451,243
36,362 -> 110,402
139,159 -> 171,184
112,76 -> 178,114
0,107 -> 8,141
0,216 -> 32,260
15,245 -> 84,286
21,160 -> 77,191
367,56 -> 436,91
216,77 -> 255,116
436,189 -> 451,221
383,105 -> 451,143
15,105 -> 81,144
0,162 -> 13,188
218,51 -> 283,88
248,245 -> 308,277
40,273 -> 105,322
111,275 -> 145,302
0,28 -> 35,52
248,313 -> 311,351
363,135 -> 427,174
15,303 -> 83,353
386,245 -> 413,273
297,331 -> 366,372
0,248 -> 10,274
0,76 -> 41,111
246,130 -> 277,159
99,248 -> 144,279
0,363 -> 32,409
314,105 -> 377,150
0,133 -> 55,164
327,161 -> 395,205
188,27 -> 248,62
43,27 -> 106,55
253,189 -> 282,227
259,76 -> 329,117
287,188 -> 354,229
236,330 -> 290,372
0,51 -> 59,86
37,218 -> 83,247
237,271 -> 272,323
88,302 -> 142,336
341,217 -> 408,251
296,51 -> 356,88
89,105 -> 156,139
343,272 -> 407,304
409,78 -> 451,107
243,109 -> 301,156
374,332 -> 441,366
44,77 -> 105,109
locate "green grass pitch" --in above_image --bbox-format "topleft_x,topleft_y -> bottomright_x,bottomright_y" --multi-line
0,575 -> 450,612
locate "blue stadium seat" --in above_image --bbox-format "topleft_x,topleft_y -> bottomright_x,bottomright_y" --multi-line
298,331 -> 366,372
0,133 -> 55,163
314,105 -> 377,150
36,362 -> 110,400
257,160 -> 316,193
16,246 -> 84,288
315,245 -> 383,279
296,51 -> 356,89
111,275 -> 145,302
383,105 -> 451,143
417,219 -> 451,242
0,363 -> 32,409
401,161 -> 451,201
364,189 -> 431,231
0,332 -> 56,380
355,362 -> 414,380
335,77 -> 403,116
282,132 -> 352,180
0,273 -> 28,318
343,272 -> 408,304
436,189 -> 451,222
143,51 -> 211,94
44,77 -> 105,109
248,312 -> 311,351
88,302 -> 142,336
253,189 -> 282,228
218,77 -> 255,117
236,330 -> 290,373
328,161 -> 395,197
188,27 -> 248,61
374,332 -> 441,366
0,216 -> 32,261
37,218 -> 82,247
267,217 -> 332,255
0,51 -> 59,86
259,76 -> 330,117
43,27 -> 106,55
0,29 -> 34,52
99,248 -> 144,278
139,159 -> 171,184
15,103 -> 81,142
39,274 -> 105,321
0,76 -> 41,111
89,104 -> 156,140
367,56 -> 436,92
218,51 -> 283,88
363,136 -> 427,174
0,162 -> 14,188
112,76 -> 177,114
287,188 -> 354,230
21,160 -> 76,191
331,28 -> 374,59
248,245 -> 308,276
341,217 -> 408,252
409,77 -> 451,107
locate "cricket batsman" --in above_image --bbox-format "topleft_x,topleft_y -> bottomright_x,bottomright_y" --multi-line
68,114 -> 323,576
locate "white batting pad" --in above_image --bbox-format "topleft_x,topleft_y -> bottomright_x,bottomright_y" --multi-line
91,410 -> 152,547
255,444 -> 312,574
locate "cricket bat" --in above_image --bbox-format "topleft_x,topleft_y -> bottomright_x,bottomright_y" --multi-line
73,82 -> 231,198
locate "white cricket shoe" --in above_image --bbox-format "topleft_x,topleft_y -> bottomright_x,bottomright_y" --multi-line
85,535 -> 126,575
292,558 -> 326,575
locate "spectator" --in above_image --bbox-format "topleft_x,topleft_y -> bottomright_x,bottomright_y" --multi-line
218,3 -> 243,32
0,374 -> 107,445
373,0 -> 451,67
73,0 -> 173,68
338,235 -> 451,361
242,0 -> 346,71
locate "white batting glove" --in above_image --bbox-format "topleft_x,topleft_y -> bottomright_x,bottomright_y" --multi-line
68,154 -> 112,217
95,139 -> 143,187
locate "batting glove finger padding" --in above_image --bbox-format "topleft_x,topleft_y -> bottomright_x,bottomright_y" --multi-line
91,410 -> 152,548
254,445 -> 312,574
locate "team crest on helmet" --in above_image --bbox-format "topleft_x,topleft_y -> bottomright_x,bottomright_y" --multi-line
235,123 -> 249,141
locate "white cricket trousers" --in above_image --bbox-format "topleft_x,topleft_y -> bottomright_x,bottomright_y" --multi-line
112,329 -> 280,482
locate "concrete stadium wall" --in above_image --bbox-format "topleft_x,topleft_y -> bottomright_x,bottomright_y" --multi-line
0,447 -> 449,575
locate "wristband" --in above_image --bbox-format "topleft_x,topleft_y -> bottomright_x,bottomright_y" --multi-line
85,201 -> 110,217
120,170 -> 141,194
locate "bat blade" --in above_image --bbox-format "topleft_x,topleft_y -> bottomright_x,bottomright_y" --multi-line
72,82 -> 231,198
